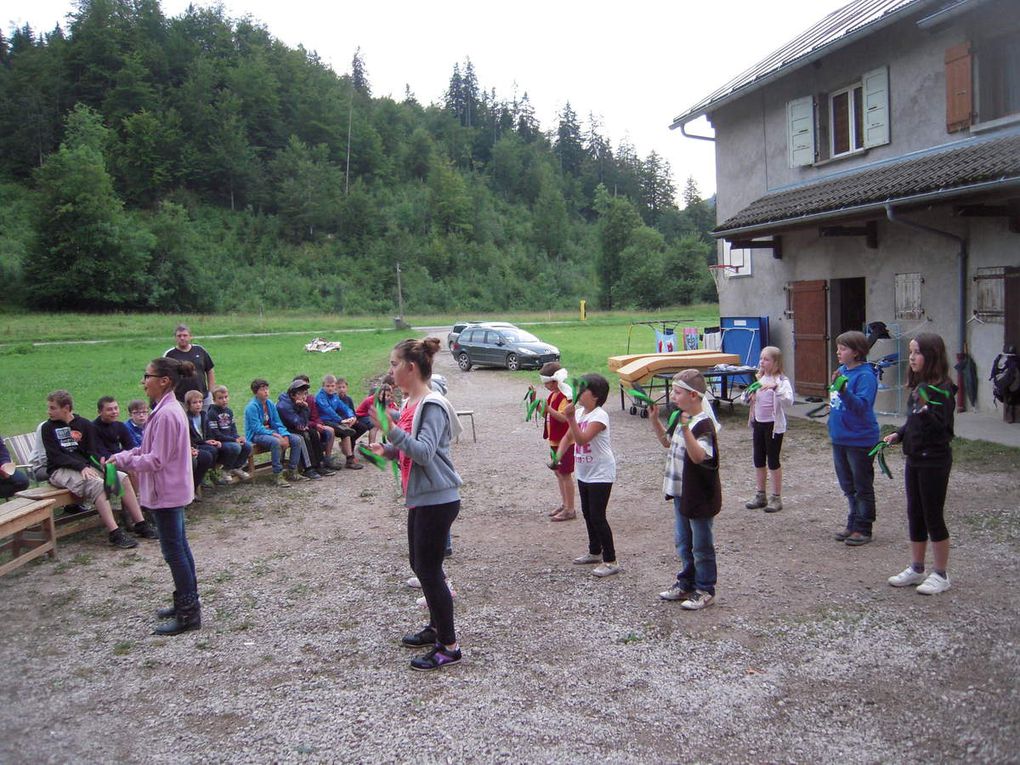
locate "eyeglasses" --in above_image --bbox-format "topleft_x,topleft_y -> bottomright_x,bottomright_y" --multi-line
142,373 -> 163,380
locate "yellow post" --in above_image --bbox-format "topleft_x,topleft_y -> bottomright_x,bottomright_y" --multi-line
579,299 -> 587,321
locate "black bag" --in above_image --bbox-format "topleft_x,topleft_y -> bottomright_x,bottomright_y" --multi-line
990,346 -> 1020,406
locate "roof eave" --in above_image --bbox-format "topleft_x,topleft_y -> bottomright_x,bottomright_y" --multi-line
712,176 -> 1020,239
670,1 -> 929,131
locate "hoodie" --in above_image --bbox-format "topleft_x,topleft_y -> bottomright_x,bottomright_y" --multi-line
828,363 -> 880,447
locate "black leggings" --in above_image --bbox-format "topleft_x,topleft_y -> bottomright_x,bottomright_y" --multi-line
752,420 -> 784,470
905,462 -> 951,543
408,501 -> 460,645
578,480 -> 615,563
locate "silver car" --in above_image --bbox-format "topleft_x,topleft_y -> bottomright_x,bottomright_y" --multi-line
450,324 -> 560,371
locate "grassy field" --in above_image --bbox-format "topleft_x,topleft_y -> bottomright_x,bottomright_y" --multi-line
0,306 -> 721,435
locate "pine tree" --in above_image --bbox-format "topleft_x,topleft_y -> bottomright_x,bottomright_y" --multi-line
351,46 -> 370,96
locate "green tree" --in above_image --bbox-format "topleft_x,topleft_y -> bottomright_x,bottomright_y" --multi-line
594,183 -> 641,309
351,47 -> 371,97
24,104 -> 153,310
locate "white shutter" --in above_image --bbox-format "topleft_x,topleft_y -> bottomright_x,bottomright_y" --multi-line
787,96 -> 816,167
863,66 -> 890,148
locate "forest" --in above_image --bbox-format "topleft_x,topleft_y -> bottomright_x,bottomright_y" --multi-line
0,0 -> 717,315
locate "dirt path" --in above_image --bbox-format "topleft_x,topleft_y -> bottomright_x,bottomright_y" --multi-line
2,350 -> 1018,763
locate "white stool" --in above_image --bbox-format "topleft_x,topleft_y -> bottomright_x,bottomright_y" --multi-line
455,410 -> 476,442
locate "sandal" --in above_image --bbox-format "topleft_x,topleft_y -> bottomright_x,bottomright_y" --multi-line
548,505 -> 564,517
551,510 -> 576,522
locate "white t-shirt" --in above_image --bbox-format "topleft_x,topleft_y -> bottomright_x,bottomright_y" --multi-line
573,405 -> 616,483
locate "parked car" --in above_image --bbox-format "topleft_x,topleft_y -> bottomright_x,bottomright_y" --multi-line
450,324 -> 559,371
446,321 -> 478,348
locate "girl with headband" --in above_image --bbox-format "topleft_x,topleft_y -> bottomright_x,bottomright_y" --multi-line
533,362 -> 576,522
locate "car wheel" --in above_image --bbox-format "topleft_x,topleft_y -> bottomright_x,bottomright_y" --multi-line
457,352 -> 472,371
506,353 -> 520,371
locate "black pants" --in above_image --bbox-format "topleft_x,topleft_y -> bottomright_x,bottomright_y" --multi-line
905,461 -> 951,543
0,468 -> 30,498
578,480 -> 615,562
408,500 -> 460,645
751,420 -> 784,470
192,445 -> 216,486
300,429 -> 325,469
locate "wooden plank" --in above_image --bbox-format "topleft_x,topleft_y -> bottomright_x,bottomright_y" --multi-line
615,352 -> 741,383
0,499 -> 57,577
608,349 -> 739,372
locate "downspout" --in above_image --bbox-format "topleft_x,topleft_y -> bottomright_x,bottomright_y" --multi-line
884,204 -> 968,412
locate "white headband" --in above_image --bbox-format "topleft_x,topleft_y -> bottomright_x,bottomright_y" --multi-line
672,379 -> 722,432
540,368 -> 573,399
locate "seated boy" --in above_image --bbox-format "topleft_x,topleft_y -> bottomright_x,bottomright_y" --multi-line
336,377 -> 371,444
184,390 -> 219,493
294,374 -> 342,470
41,390 -> 156,548
276,379 -> 332,479
93,396 -> 139,493
315,374 -> 363,470
243,379 -> 305,487
125,400 -> 148,447
207,385 -> 252,482
0,432 -> 30,498
355,379 -> 397,445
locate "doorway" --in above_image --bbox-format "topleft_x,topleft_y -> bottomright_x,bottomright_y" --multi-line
830,277 -> 867,340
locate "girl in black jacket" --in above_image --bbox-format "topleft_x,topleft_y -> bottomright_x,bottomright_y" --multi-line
883,333 -> 955,595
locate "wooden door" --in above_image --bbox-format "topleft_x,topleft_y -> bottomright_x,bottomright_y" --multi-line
791,280 -> 830,398
1005,267 -> 1020,350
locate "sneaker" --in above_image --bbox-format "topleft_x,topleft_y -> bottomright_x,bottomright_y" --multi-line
326,455 -> 345,470
916,572 -> 951,595
745,491 -> 767,509
273,472 -> 291,488
109,527 -> 139,549
888,566 -> 926,587
680,590 -> 714,610
400,626 -> 438,648
764,494 -> 783,513
286,469 -> 308,483
133,520 -> 158,539
844,532 -> 873,546
345,459 -> 364,470
214,472 -> 236,486
416,581 -> 457,607
572,553 -> 601,565
834,529 -> 852,542
659,583 -> 695,601
406,576 -> 421,589
303,469 -> 323,480
317,465 -> 337,476
410,644 -> 462,671
231,468 -> 252,482
592,562 -> 620,577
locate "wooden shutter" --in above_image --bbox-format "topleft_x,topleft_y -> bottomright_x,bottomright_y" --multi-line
945,42 -> 973,132
791,280 -> 829,398
862,66 -> 890,147
787,96 -> 816,167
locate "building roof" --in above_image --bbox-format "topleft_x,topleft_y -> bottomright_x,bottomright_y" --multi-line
670,0 -> 927,130
714,131 -> 1020,237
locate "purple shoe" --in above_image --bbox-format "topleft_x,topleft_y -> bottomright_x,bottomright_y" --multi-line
410,644 -> 462,671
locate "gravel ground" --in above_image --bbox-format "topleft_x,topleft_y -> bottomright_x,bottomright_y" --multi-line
2,350 -> 1019,764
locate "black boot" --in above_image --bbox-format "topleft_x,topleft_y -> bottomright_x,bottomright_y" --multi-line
154,593 -> 201,636
155,591 -> 179,619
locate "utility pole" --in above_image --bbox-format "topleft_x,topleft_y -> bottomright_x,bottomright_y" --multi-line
345,95 -> 353,195
394,262 -> 409,329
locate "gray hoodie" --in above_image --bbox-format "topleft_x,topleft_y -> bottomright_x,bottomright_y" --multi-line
383,391 -> 463,507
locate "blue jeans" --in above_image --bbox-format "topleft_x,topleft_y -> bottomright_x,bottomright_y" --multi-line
673,498 -> 717,595
218,440 -> 252,470
151,506 -> 198,599
251,434 -> 302,472
832,444 -> 876,535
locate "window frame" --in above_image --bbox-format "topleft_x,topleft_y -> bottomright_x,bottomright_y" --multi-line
829,82 -> 865,158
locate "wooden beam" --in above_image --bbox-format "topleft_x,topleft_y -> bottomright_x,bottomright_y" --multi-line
726,236 -> 783,259
818,220 -> 878,248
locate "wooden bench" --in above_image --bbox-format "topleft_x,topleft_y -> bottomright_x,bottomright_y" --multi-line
0,497 -> 57,576
15,485 -> 105,539
246,443 -> 277,477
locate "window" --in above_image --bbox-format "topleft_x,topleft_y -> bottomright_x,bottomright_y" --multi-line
894,272 -> 924,320
786,66 -> 889,166
945,31 -> 1020,131
974,266 -> 1004,321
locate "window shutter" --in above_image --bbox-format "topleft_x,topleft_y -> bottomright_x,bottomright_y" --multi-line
945,42 -> 973,132
862,66 -> 890,148
787,96 -> 815,167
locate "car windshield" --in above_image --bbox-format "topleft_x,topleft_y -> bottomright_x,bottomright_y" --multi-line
502,330 -> 539,343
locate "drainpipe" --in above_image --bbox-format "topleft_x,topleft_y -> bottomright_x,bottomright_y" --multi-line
884,204 -> 968,412
679,121 -> 715,142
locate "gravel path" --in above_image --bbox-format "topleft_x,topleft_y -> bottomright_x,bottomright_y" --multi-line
2,350 -> 1018,763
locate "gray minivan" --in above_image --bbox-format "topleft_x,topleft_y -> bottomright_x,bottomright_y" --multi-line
450,324 -> 559,371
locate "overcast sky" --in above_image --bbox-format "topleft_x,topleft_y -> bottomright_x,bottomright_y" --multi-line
9,0 -> 849,198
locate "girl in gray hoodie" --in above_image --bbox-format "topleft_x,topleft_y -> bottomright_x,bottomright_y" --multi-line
370,337 -> 464,671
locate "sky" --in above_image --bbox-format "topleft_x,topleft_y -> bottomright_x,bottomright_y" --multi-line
8,0 -> 849,199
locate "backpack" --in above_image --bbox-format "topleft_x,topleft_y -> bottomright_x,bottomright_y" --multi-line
990,347 -> 1020,406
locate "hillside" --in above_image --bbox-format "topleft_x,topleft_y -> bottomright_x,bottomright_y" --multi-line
0,0 -> 716,314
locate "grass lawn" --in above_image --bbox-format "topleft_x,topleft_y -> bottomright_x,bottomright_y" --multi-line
0,306 -> 721,435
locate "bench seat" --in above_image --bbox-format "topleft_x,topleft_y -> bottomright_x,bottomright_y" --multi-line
0,497 -> 57,576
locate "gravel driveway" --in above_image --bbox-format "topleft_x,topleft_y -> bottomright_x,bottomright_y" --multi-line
2,350 -> 1018,763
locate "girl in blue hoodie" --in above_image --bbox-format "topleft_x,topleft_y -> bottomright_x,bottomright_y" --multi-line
828,330 -> 880,545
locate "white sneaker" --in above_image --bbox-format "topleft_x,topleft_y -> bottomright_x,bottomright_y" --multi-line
416,580 -> 456,607
592,562 -> 620,577
659,583 -> 694,601
406,576 -> 421,589
572,553 -> 601,565
916,572 -> 951,595
888,567 -> 926,587
231,468 -> 252,482
680,590 -> 715,610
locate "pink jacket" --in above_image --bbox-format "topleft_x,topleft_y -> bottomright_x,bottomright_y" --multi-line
112,391 -> 194,508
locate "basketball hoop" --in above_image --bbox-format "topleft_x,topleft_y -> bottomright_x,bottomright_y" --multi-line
708,264 -> 741,286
